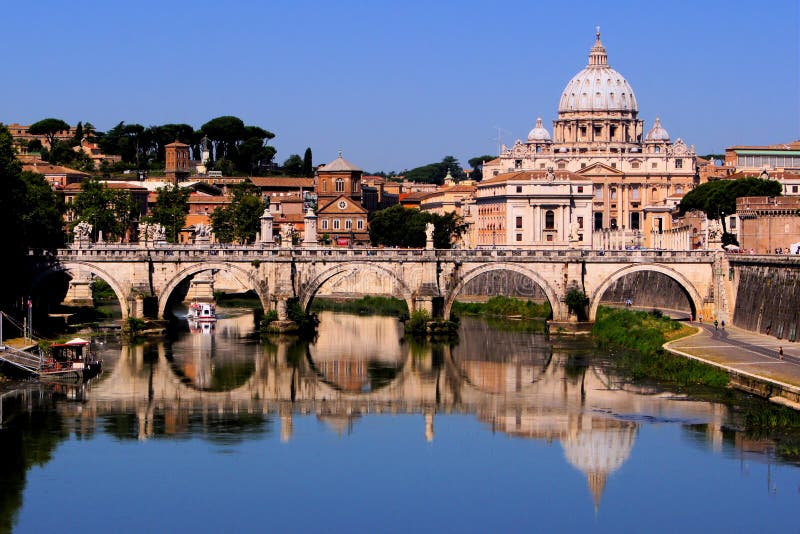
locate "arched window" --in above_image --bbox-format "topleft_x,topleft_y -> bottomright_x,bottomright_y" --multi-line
357,219 -> 363,230
322,180 -> 327,192
545,210 -> 555,230
321,219 -> 328,230
335,178 -> 344,192
345,219 -> 352,230
333,219 -> 340,230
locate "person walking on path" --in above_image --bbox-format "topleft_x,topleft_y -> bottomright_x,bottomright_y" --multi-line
779,346 -> 784,360
714,319 -> 718,330
721,320 -> 725,329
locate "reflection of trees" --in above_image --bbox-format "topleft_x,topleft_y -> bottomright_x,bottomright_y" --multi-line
0,391 -> 67,533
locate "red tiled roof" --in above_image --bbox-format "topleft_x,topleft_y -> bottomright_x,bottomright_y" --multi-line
249,176 -> 315,188
479,170 -> 585,185
22,163 -> 88,176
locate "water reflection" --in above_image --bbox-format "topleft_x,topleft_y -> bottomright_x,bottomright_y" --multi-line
1,309 -> 798,528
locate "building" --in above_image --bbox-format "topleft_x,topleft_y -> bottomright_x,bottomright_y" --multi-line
316,152 -> 362,203
73,138 -> 122,169
736,196 -> 800,254
22,162 -> 88,190
317,195 -> 369,246
472,169 -> 593,249
164,141 -> 191,184
7,122 -> 77,149
483,30 -> 700,247
724,141 -> 800,174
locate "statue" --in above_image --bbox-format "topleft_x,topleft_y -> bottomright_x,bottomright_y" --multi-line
569,220 -> 580,242
545,166 -> 556,182
425,222 -> 435,242
195,223 -> 211,238
152,224 -> 166,243
74,221 -> 92,242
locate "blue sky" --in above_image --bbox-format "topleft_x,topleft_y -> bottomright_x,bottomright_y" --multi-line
3,0 -> 798,172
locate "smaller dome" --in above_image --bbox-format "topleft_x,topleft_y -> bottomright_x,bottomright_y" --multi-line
527,117 -> 552,142
645,117 -> 670,142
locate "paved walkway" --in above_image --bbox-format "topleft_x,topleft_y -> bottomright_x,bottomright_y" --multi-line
665,323 -> 800,405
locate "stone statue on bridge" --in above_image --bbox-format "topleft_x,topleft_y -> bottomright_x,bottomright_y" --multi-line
194,223 -> 212,244
425,222 -> 435,249
73,221 -> 92,245
138,222 -> 167,246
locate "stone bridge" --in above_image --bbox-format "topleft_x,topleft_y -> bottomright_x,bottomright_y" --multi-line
41,245 -> 728,322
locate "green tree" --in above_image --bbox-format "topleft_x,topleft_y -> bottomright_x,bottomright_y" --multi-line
28,118 -> 71,148
302,147 -> 313,177
468,155 -> 495,181
72,121 -> 83,146
283,154 -> 304,177
201,115 -> 245,161
210,182 -> 265,244
368,205 -> 465,248
72,178 -> 139,242
679,177 -> 782,234
146,184 -> 190,243
403,156 -> 465,185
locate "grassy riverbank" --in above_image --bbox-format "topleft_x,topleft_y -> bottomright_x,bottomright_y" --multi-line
310,296 -> 409,317
593,306 -> 729,388
452,296 -> 551,320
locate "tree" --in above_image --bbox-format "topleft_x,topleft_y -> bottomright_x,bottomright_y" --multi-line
302,147 -> 313,177
368,205 -> 465,248
18,171 -> 66,250
146,184 -> 190,243
679,177 -> 782,232
201,116 -> 245,162
72,178 -> 139,242
210,182 -> 265,244
283,154 -> 304,177
28,118 -> 71,148
72,121 -> 83,146
468,155 -> 495,181
403,156 -> 465,185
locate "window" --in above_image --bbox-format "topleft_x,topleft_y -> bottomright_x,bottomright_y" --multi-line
333,219 -> 340,230
516,216 -> 523,229
557,162 -> 566,169
545,210 -> 555,230
675,159 -> 683,169
595,186 -> 602,199
321,219 -> 328,230
630,212 -> 640,230
576,186 -> 583,193
515,159 -> 522,169
729,216 -> 736,230
516,186 -> 522,193
345,219 -> 352,230
539,163 -> 545,169
546,234 -> 553,242
516,233 -> 522,242
577,216 -> 584,229
611,188 -> 617,200
632,162 -> 640,169
594,212 -> 603,230
792,185 -> 798,193
651,162 -> 657,169
611,163 -> 616,169
655,217 -> 663,233
335,178 -> 344,192
581,163 -> 586,169
675,186 -> 683,195
322,181 -> 327,192
631,187 -> 639,200
655,146 -> 661,154
357,220 -> 364,230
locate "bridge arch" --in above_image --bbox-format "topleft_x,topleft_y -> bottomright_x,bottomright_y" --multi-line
158,262 -> 266,318
33,261 -> 132,318
299,262 -> 415,315
589,264 -> 703,321
442,263 -> 563,320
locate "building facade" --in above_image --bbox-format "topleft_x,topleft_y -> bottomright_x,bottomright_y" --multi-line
483,30 -> 700,247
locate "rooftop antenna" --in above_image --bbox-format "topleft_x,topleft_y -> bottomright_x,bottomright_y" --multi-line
493,126 -> 511,155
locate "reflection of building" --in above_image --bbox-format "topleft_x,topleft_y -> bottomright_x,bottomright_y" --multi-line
482,30 -> 699,246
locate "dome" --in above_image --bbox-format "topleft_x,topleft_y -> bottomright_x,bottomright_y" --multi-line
527,117 -> 552,142
645,117 -> 670,141
558,30 -> 638,114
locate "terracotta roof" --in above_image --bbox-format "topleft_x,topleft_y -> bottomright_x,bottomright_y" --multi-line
249,176 -> 315,188
319,154 -> 362,172
479,170 -> 585,185
63,182 -> 147,191
22,163 -> 88,176
400,192 -> 429,202
165,141 -> 190,147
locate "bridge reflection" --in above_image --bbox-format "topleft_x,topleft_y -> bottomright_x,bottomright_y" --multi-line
44,312 -> 736,508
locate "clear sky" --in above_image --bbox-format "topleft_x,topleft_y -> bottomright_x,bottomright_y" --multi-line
3,0 -> 798,173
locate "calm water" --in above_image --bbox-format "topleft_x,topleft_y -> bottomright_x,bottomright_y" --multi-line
1,309 -> 799,533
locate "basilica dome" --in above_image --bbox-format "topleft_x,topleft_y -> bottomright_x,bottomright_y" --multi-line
527,117 -> 552,142
558,31 -> 638,114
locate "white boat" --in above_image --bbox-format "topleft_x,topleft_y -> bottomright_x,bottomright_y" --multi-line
187,301 -> 217,322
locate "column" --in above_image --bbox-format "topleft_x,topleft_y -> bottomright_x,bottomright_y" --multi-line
259,209 -> 274,245
303,208 -> 318,247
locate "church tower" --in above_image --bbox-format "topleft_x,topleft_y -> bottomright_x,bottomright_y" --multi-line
165,140 -> 191,184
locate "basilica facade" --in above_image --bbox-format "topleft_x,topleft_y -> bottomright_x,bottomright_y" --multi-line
482,30 -> 699,247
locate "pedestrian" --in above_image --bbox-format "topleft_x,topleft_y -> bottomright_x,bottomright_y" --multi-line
779,346 -> 784,360
699,313 -> 703,323
721,320 -> 725,329
714,319 -> 718,330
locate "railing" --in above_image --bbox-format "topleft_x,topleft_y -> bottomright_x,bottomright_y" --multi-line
55,244 -> 721,263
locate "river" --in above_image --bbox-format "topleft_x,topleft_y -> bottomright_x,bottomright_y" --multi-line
0,308 -> 797,532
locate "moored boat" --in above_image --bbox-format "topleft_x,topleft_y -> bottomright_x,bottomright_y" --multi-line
187,301 -> 217,322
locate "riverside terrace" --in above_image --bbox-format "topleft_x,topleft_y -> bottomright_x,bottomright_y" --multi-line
40,244 -> 729,323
